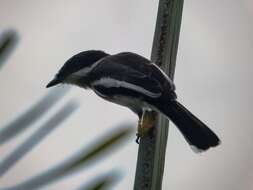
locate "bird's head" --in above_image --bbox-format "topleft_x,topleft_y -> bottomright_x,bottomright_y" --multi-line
46,50 -> 109,88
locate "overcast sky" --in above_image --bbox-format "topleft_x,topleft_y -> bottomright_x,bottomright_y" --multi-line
0,0 -> 253,189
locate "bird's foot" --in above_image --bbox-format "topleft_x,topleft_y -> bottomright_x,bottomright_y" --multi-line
135,133 -> 141,144
136,110 -> 157,144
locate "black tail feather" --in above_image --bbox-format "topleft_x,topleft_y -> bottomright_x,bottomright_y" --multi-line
155,100 -> 220,152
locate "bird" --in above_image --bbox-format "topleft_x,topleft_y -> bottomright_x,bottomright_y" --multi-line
46,50 -> 220,152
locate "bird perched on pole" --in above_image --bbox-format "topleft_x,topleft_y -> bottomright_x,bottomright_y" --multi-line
46,50 -> 220,152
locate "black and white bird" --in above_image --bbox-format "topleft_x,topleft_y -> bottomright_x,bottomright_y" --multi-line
46,50 -> 220,152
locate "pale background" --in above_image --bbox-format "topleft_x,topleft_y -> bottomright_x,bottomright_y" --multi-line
0,0 -> 253,189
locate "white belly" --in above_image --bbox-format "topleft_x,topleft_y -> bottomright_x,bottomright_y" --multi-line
92,88 -> 155,113
109,95 -> 155,112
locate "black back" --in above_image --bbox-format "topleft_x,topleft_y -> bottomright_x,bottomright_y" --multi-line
90,52 -> 175,94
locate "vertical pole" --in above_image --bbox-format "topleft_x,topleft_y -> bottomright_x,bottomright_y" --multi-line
134,0 -> 184,190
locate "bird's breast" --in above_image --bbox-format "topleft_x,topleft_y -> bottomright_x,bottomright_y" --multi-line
93,88 -> 150,111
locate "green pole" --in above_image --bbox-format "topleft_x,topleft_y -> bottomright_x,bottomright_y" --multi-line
134,0 -> 184,189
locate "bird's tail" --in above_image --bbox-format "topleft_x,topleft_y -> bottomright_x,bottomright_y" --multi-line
155,100 -> 220,152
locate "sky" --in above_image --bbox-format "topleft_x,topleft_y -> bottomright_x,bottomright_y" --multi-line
0,0 -> 253,189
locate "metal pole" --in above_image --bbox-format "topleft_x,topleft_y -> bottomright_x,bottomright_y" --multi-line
134,1 -> 184,189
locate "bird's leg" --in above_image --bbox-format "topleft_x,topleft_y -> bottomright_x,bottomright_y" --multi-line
136,109 -> 157,143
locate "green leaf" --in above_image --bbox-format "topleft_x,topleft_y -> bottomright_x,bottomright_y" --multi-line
0,87 -> 70,145
76,171 -> 121,190
0,30 -> 18,68
2,124 -> 134,190
0,100 -> 79,177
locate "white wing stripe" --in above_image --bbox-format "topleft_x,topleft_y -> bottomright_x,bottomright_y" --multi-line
91,78 -> 161,98
151,63 -> 175,89
71,57 -> 105,77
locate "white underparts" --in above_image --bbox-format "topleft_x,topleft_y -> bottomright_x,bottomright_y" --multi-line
190,145 -> 204,153
91,77 -> 162,98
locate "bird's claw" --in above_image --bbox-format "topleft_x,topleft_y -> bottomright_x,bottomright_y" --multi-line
136,110 -> 156,143
136,133 -> 141,144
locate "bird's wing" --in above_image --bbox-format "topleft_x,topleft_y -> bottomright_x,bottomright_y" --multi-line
107,52 -> 175,90
89,53 -> 165,98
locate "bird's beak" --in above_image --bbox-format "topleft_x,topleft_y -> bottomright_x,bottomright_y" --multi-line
46,77 -> 62,88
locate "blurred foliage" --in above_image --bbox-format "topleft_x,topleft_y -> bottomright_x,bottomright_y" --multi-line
76,171 -> 121,190
0,87 -> 70,145
0,29 -> 134,190
2,125 -> 133,190
0,100 -> 79,176
0,30 -> 18,68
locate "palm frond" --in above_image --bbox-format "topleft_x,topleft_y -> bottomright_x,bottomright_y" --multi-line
0,87 -> 70,145
2,124 -> 134,190
0,30 -> 18,68
0,100 -> 79,177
